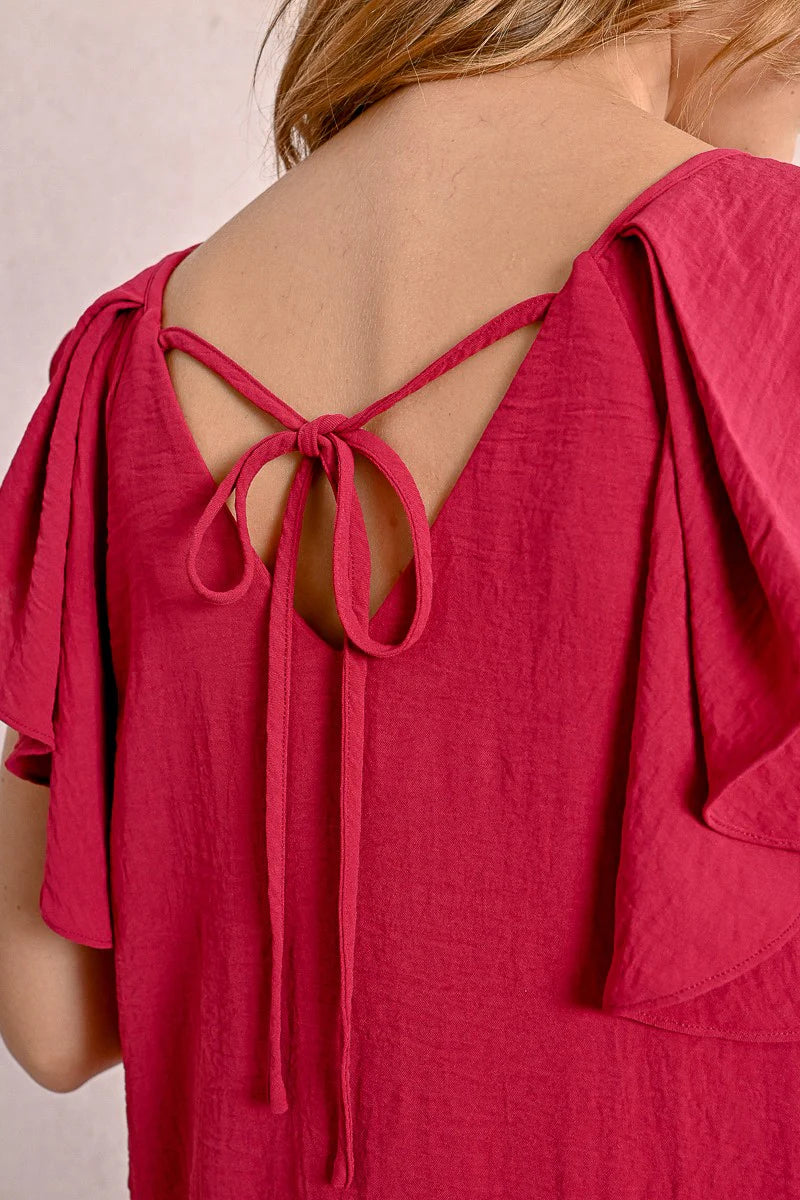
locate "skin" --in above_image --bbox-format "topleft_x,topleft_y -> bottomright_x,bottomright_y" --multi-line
2,9 -> 799,1092
0,768 -> 121,1090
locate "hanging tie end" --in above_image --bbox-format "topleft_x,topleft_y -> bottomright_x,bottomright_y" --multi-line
268,1063 -> 289,1114
331,1144 -> 355,1189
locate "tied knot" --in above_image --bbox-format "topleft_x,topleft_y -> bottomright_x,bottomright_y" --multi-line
296,412 -> 348,458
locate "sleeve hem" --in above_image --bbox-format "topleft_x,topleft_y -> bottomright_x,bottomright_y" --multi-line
0,704 -> 55,753
39,896 -> 114,950
604,1008 -> 800,1043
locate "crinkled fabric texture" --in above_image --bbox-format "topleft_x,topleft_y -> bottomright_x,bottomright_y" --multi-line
2,146 -> 800,1198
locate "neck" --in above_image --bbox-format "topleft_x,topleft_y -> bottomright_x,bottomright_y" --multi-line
482,24 -> 798,164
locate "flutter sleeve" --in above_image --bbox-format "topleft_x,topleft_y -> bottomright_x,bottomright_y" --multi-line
0,280 -> 146,950
601,175 -> 800,1041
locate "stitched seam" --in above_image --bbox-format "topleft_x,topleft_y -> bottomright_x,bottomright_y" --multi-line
0,704 -> 54,747
623,1008 -> 800,1036
39,907 -> 112,950
619,905 -> 800,1007
706,812 -> 800,849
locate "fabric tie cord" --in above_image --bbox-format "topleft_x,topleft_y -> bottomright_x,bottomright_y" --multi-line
156,289 -> 553,1188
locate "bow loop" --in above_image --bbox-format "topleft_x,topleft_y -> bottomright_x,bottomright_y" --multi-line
187,428 -> 296,604
329,425 -> 434,657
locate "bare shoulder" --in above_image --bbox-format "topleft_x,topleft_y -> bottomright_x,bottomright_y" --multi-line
161,84 -> 728,343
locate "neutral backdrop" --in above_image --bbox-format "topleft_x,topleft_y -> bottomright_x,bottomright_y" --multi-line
1,4 -> 278,1196
3,6 -> 800,1200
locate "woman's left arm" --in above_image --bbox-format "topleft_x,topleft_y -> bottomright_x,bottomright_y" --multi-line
0,725 -> 122,1092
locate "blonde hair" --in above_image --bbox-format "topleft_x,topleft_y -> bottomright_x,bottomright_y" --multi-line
254,0 -> 800,173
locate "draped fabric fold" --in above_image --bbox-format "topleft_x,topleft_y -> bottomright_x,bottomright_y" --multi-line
0,264 -> 158,948
601,219 -> 800,1042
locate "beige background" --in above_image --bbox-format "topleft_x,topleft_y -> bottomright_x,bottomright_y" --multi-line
3,6 -> 800,1200
1,4 -> 277,1196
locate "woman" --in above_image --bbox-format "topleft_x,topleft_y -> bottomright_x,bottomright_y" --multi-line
2,2 -> 800,1197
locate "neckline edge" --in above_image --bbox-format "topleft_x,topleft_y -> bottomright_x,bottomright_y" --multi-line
145,146 -> 748,349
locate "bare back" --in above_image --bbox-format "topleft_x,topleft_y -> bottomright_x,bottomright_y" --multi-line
161,67 -> 713,648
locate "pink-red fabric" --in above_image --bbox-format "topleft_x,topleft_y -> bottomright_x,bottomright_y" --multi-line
161,291 -> 550,1188
2,144 -> 800,1199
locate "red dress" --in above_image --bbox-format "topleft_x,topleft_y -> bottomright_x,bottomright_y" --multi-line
2,144 -> 800,1199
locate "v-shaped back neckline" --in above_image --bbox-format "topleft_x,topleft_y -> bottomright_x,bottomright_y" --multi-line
145,143 -> 743,654
152,147 -> 742,429
148,247 -> 560,653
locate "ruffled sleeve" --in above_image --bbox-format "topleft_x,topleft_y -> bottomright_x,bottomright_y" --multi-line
0,277 -> 148,950
601,168 -> 800,1041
